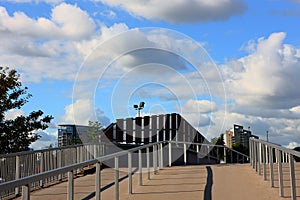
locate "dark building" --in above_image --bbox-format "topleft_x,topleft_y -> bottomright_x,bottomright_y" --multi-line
58,124 -> 90,146
233,124 -> 259,148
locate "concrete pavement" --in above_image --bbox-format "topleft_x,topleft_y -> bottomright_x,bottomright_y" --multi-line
14,164 -> 299,200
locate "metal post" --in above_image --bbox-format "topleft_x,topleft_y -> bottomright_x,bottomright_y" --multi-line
277,149 -> 284,197
196,145 -> 199,164
96,162 -> 101,200
184,143 -> 187,165
68,170 -> 74,200
139,149 -> 142,186
128,152 -> 132,194
224,147 -> 227,164
22,184 -> 30,200
15,155 -> 20,195
258,143 -> 261,175
153,145 -> 157,174
147,147 -> 150,180
160,143 -> 163,168
115,157 -> 119,200
168,142 -> 172,167
262,144 -> 267,181
269,147 -> 274,187
208,146 -> 210,164
289,153 -> 296,200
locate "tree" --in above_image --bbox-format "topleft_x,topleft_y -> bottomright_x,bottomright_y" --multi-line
0,67 -> 53,154
86,121 -> 104,144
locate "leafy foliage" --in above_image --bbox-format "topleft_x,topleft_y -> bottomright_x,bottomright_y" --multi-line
0,67 -> 53,154
86,121 -> 104,144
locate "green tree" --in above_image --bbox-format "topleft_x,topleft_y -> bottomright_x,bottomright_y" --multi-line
86,121 -> 104,144
0,67 -> 53,154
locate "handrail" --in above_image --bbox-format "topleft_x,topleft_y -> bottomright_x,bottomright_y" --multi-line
251,138 -> 300,157
0,141 -> 249,200
249,138 -> 299,200
0,142 -> 161,191
171,141 -> 249,159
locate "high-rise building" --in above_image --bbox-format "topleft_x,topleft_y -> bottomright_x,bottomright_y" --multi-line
225,129 -> 234,148
58,124 -> 90,146
225,124 -> 259,148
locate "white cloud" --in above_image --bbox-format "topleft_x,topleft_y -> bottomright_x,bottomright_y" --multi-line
223,32 -> 300,110
4,109 -> 26,120
61,99 -> 110,126
98,0 -> 247,23
286,142 -> 299,149
3,0 -> 63,3
0,3 -> 95,40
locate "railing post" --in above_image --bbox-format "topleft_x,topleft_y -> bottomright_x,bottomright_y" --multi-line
289,153 -> 296,200
115,157 -> 119,200
146,147 -> 150,180
153,145 -> 157,174
277,149 -> 284,197
96,162 -> 101,200
128,152 -> 132,194
207,146 -> 210,164
258,143 -> 261,175
269,146 -> 274,187
262,144 -> 267,181
196,145 -> 199,164
40,152 -> 44,186
184,143 -> 187,165
254,141 -> 257,170
15,155 -> 20,195
168,142 -> 172,167
68,170 -> 74,200
160,143 -> 163,168
22,184 -> 30,200
224,147 -> 227,163
138,149 -> 142,186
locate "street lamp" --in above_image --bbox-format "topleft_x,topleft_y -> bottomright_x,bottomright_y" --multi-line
133,102 -> 145,117
266,130 -> 269,142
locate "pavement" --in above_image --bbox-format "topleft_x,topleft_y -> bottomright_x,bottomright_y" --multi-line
13,163 -> 300,200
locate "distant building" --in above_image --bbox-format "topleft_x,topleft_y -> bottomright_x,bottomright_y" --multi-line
225,124 -> 259,149
225,130 -> 234,148
58,124 -> 90,147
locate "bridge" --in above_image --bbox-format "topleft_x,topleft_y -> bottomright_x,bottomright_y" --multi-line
0,113 -> 300,200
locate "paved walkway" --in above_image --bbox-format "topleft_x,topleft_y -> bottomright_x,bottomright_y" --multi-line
14,164 -> 300,200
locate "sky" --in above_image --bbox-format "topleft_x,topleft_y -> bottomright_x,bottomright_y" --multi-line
1,0 -> 300,150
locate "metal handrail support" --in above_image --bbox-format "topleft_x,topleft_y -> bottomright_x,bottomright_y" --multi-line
250,138 -> 300,200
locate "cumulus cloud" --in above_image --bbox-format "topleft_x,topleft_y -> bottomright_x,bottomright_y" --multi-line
286,141 -> 300,149
98,0 -> 247,23
30,130 -> 58,150
3,0 -> 63,3
223,32 -> 300,110
4,109 -> 26,120
61,99 -> 110,126
0,3 -> 95,40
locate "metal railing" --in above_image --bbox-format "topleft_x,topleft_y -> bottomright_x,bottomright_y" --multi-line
0,141 -> 249,200
0,143 -> 109,198
250,138 -> 300,200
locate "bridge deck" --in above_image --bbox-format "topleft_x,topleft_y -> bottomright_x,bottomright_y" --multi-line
14,164 -> 300,200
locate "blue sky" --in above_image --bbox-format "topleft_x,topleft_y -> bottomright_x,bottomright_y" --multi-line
1,0 -> 300,149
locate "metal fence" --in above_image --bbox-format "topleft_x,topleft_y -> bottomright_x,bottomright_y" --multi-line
0,141 -> 249,200
0,143 -> 108,199
250,138 -> 300,200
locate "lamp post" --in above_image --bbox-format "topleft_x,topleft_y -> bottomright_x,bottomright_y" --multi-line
266,130 -> 269,142
133,102 -> 145,117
